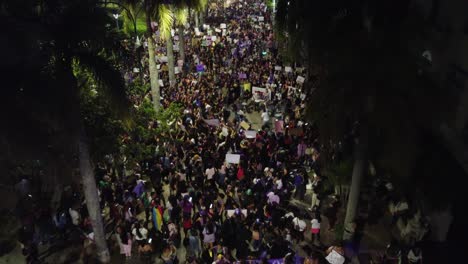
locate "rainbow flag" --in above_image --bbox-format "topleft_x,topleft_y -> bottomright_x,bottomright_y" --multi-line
152,206 -> 164,231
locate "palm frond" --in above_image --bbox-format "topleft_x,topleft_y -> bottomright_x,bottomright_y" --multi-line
174,7 -> 188,26
158,4 -> 174,40
74,52 -> 131,118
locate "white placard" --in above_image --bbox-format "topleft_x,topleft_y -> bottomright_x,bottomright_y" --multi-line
157,64 -> 161,70
258,16 -> 264,22
195,28 -> 201,36
325,250 -> 345,264
245,130 -> 257,139
159,79 -> 164,87
203,24 -> 210,29
215,28 -> 222,33
274,66 -> 282,71
175,67 -> 180,74
252,86 -> 271,101
296,76 -> 305,84
211,36 -> 217,41
226,154 -> 241,164
285,66 -> 292,73
220,23 -> 227,29
133,68 -> 140,73
159,56 -> 168,63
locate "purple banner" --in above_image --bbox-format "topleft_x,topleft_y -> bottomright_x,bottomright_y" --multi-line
196,64 -> 205,72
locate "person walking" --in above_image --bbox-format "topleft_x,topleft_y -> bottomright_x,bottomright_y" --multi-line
311,216 -> 321,244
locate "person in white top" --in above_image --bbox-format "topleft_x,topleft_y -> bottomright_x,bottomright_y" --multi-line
132,222 -> 148,246
261,109 -> 270,127
311,218 -> 321,243
205,165 -> 216,180
292,216 -> 306,242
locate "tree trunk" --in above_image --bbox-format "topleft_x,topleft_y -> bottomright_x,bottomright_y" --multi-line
167,35 -> 176,87
343,139 -> 366,241
178,25 -> 185,63
199,12 -> 204,30
147,35 -> 161,111
78,125 -> 110,263
194,12 -> 199,30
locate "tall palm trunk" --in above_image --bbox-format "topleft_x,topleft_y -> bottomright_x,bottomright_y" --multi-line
194,12 -> 199,30
167,34 -> 176,87
145,0 -> 161,111
343,138 -> 367,241
178,25 -> 185,63
78,124 -> 110,263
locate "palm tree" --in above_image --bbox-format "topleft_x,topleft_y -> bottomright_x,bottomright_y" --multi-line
2,0 -> 130,262
175,7 -> 189,63
275,0 -> 450,240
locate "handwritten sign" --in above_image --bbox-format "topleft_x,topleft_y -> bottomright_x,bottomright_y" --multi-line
258,16 -> 264,22
284,66 -> 292,73
159,79 -> 164,87
325,250 -> 345,264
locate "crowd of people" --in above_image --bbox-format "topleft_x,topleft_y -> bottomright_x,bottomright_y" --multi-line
11,1 -> 426,264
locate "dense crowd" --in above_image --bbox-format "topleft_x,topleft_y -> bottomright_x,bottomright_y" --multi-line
11,1 -> 426,264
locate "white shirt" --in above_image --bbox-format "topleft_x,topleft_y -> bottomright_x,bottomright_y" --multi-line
132,227 -> 148,240
275,179 -> 283,190
261,111 -> 270,122
311,219 -> 321,229
293,217 -> 306,232
205,167 -> 216,180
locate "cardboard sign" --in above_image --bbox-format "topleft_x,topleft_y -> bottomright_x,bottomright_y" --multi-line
159,56 -> 168,63
274,66 -> 282,71
159,79 -> 164,87
204,119 -> 220,127
245,130 -> 257,139
133,68 -> 140,73
203,24 -> 210,29
220,23 -> 227,29
240,121 -> 250,130
258,16 -> 264,22
226,154 -> 241,164
284,66 -> 292,73
175,67 -> 180,74
296,76 -> 305,84
215,28 -> 222,33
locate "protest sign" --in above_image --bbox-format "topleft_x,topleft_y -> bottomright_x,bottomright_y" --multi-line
245,130 -> 257,139
211,35 -> 217,41
220,23 -> 227,29
240,121 -> 250,130
258,16 -> 264,22
284,66 -> 292,73
252,86 -> 270,101
175,67 -> 180,74
196,64 -> 205,72
215,28 -> 222,33
203,24 -> 210,29
204,119 -> 220,127
133,68 -> 140,73
325,250 -> 345,264
158,56 -> 168,63
296,76 -> 305,84
222,127 -> 229,137
226,154 -> 241,164
159,80 -> 164,87
274,66 -> 282,71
